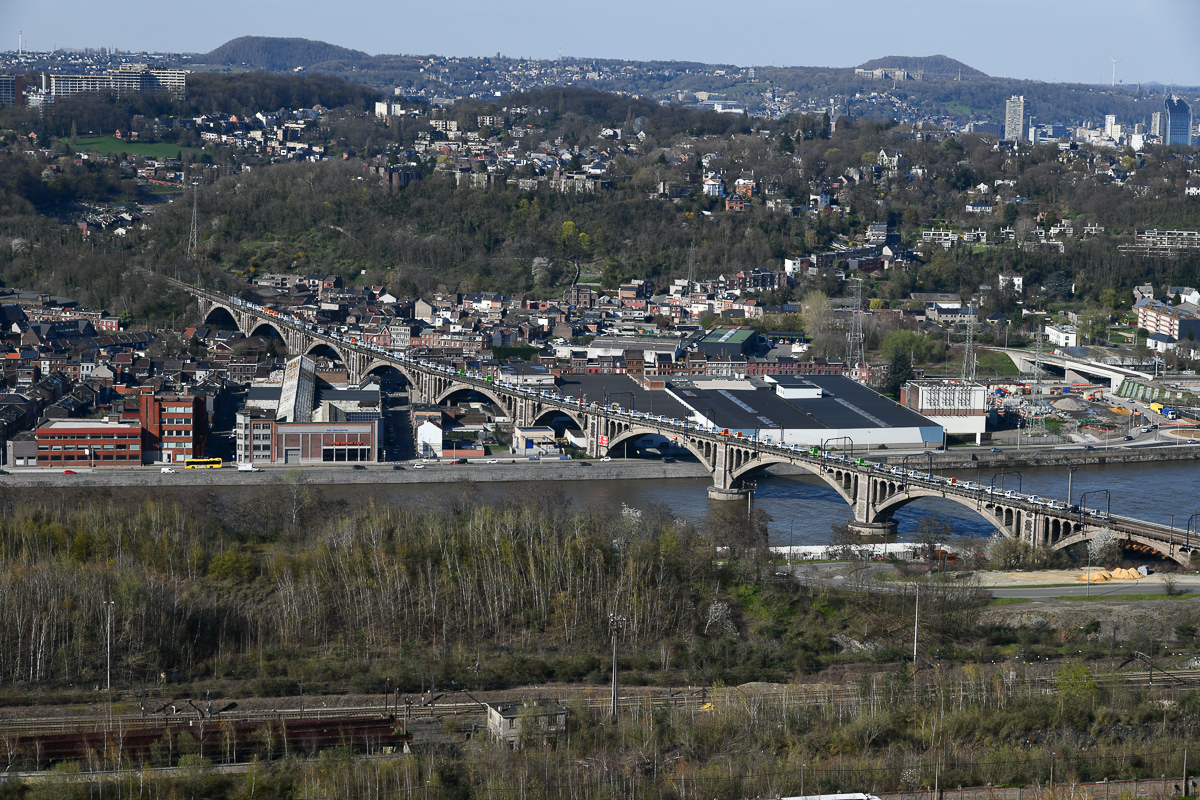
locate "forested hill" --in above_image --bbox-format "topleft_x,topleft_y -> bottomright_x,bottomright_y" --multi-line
201,36 -> 371,70
856,54 -> 987,79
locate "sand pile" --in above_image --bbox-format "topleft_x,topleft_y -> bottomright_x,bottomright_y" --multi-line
1079,568 -> 1142,582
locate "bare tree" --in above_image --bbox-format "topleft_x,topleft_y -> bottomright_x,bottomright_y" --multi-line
913,512 -> 953,562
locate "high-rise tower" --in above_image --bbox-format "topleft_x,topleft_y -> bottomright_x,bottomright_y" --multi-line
1004,96 -> 1026,142
1164,95 -> 1192,146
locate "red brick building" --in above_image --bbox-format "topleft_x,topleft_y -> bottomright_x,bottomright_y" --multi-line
33,419 -> 142,467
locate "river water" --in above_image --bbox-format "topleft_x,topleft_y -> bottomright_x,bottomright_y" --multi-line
238,459 -> 1198,549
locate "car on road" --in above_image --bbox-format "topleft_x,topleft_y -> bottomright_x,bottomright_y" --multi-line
559,455 -> 571,460
391,465 -> 405,470
528,456 -> 539,461
1084,445 -> 1096,451
661,456 -> 676,463
451,458 -> 468,464
601,456 -> 612,462
1123,435 -> 1134,441
486,459 -> 499,464
991,447 -> 1003,453
160,467 -> 178,474
352,464 -> 367,470
413,464 -> 424,469
63,470 -> 76,475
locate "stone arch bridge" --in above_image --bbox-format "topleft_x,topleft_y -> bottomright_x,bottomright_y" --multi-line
187,282 -> 1191,564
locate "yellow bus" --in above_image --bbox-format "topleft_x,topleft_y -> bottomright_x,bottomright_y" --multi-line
184,457 -> 223,469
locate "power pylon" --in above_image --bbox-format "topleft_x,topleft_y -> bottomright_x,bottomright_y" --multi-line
961,321 -> 977,382
188,183 -> 199,259
846,277 -> 866,371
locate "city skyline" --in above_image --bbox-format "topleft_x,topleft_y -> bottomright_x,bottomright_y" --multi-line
5,0 -> 1200,87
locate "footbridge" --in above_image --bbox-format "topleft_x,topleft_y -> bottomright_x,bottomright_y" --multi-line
177,280 -> 1190,562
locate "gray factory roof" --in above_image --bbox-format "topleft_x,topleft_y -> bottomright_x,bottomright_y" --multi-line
671,375 -> 932,432
554,374 -> 693,419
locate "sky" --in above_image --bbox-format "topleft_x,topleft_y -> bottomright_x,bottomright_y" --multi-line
5,0 -> 1200,86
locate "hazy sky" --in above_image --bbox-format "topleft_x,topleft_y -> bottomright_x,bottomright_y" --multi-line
6,0 -> 1200,86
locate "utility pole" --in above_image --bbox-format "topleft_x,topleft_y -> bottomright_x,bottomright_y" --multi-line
103,600 -> 115,691
608,614 -> 625,722
912,585 -> 919,668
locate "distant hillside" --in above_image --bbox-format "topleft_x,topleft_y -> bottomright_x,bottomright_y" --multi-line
201,36 -> 370,71
856,55 -> 987,79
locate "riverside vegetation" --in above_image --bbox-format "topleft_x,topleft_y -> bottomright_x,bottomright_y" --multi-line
0,483 -> 1197,798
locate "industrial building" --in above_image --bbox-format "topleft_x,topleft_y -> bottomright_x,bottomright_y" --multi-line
235,356 -> 381,465
899,380 -> 989,444
665,374 -> 942,449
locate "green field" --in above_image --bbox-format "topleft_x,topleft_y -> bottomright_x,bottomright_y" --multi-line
975,351 -> 1020,376
73,136 -> 201,160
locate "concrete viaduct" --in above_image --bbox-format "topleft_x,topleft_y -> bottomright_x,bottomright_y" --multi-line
185,281 -> 1193,564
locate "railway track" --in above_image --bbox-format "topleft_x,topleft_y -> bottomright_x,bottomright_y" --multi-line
1,668 -> 1196,738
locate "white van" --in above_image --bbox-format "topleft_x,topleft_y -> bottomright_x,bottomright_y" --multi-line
237,463 -> 261,472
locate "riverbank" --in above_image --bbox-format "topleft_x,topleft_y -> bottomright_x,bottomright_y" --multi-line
0,458 -> 711,488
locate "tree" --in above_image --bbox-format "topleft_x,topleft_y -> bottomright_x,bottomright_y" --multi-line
913,512 -> 952,561
778,132 -> 794,155
1086,527 -> 1120,566
882,350 -> 913,400
828,521 -> 860,559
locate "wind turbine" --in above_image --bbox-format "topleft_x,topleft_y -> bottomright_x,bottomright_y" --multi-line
1110,57 -> 1122,87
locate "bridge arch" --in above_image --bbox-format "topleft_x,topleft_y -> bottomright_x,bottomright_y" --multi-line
364,360 -> 416,384
604,426 -> 713,471
305,341 -> 350,364
434,384 -> 515,417
248,321 -> 287,341
202,304 -> 241,331
1053,528 -> 1188,566
869,488 -> 1012,534
729,453 -> 856,506
531,406 -> 586,431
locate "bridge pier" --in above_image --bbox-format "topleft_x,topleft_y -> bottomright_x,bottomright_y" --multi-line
847,520 -> 898,539
707,485 -> 750,501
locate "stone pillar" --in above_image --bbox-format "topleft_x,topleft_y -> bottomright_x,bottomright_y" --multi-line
707,441 -> 748,499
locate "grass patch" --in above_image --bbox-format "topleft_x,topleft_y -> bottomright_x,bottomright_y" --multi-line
988,597 -> 1031,606
976,351 -> 1020,376
74,136 -> 202,160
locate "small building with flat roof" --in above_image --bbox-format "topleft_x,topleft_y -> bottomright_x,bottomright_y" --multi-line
697,326 -> 759,357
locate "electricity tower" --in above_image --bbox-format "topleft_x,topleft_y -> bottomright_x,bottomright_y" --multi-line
846,277 -> 866,371
187,183 -> 200,260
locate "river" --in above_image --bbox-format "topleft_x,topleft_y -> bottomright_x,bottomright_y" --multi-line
141,459 -> 1195,549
